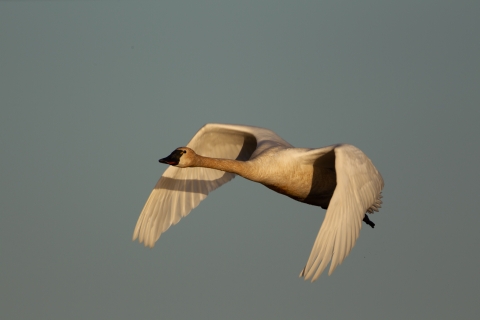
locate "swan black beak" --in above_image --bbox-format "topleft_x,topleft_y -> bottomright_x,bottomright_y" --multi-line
159,149 -> 184,166
158,157 -> 177,165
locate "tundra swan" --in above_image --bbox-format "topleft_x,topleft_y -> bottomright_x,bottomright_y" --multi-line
133,123 -> 384,282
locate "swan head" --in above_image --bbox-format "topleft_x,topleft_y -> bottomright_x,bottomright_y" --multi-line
159,147 -> 196,168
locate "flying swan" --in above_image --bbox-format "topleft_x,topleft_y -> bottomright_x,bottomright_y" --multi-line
133,123 -> 384,282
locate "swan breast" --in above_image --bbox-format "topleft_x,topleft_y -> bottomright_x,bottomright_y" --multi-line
246,148 -> 336,207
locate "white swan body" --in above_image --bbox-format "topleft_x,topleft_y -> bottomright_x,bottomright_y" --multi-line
133,123 -> 384,282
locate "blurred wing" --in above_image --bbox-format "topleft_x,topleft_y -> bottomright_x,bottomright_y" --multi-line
301,144 -> 384,282
133,123 -> 292,247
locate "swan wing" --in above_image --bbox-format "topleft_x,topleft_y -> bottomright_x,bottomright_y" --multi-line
133,123 -> 292,247
301,144 -> 384,281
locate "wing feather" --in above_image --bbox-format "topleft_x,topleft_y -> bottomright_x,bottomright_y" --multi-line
133,123 -> 291,247
302,144 -> 384,281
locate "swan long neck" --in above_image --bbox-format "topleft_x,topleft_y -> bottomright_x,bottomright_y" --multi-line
194,155 -> 255,180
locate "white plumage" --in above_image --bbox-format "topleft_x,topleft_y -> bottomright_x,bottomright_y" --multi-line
133,123 -> 384,282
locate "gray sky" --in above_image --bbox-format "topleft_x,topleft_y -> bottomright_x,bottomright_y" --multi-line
1,1 -> 479,319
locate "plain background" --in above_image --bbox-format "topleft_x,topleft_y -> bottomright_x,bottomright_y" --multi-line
1,1 -> 479,319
